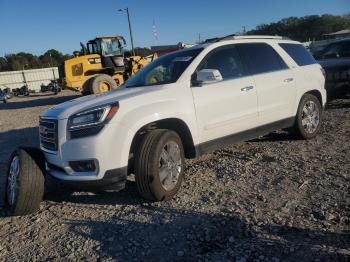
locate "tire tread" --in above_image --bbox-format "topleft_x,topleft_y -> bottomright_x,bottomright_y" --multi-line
6,148 -> 45,216
135,129 -> 166,201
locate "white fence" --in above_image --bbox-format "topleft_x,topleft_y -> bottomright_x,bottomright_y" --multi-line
0,67 -> 59,92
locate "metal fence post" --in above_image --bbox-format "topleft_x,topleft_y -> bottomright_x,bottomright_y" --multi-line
22,70 -> 27,87
52,67 -> 56,81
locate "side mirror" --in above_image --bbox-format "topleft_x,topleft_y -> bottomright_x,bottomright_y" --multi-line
192,69 -> 223,87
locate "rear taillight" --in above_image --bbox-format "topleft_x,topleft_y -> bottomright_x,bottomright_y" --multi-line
320,68 -> 326,78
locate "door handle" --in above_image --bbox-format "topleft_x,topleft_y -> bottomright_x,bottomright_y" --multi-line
284,77 -> 294,83
241,86 -> 254,92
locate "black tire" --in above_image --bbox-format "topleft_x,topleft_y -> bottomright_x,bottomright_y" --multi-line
290,94 -> 322,140
90,74 -> 118,94
82,77 -> 93,96
135,129 -> 185,201
5,148 -> 45,216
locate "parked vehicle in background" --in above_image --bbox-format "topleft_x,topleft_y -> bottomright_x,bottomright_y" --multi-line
40,80 -> 62,95
5,35 -> 327,216
0,89 -> 7,103
0,87 -> 13,103
314,38 -> 350,99
12,85 -> 30,97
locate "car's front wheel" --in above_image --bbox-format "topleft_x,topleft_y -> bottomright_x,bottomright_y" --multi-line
290,94 -> 322,139
5,148 -> 45,216
135,129 -> 185,201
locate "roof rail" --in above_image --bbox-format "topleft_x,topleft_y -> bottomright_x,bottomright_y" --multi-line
204,34 -> 287,43
231,35 -> 284,40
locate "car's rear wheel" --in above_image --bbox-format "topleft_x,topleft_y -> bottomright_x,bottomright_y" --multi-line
135,129 -> 185,201
5,148 -> 45,216
290,94 -> 322,139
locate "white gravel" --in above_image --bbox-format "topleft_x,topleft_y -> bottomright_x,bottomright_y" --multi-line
0,91 -> 349,261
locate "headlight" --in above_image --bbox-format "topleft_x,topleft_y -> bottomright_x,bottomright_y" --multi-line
67,102 -> 119,139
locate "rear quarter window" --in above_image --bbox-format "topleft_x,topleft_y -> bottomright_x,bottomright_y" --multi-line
279,43 -> 317,66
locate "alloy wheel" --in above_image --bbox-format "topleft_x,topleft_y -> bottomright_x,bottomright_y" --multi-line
158,141 -> 182,191
7,156 -> 20,206
301,101 -> 320,134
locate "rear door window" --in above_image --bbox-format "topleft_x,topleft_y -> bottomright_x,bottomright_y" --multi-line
279,43 -> 317,66
237,43 -> 288,75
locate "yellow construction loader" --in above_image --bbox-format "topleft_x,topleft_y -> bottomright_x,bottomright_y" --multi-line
58,36 -> 156,94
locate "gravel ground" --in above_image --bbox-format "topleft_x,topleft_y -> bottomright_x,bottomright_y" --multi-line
0,90 -> 349,261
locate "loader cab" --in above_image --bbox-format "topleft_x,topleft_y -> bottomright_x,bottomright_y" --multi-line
86,40 -> 102,55
86,36 -> 127,72
86,37 -> 125,56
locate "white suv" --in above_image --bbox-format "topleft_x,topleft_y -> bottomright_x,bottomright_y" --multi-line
39,36 -> 326,201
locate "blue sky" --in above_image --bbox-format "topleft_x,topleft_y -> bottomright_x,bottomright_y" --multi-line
0,0 -> 348,56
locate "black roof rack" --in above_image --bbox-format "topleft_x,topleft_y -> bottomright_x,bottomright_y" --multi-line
204,34 -> 286,43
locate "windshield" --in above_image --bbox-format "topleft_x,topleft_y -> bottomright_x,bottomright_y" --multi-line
101,39 -> 123,56
124,48 -> 203,88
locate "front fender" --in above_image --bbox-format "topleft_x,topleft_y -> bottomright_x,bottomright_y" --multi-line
116,100 -> 198,167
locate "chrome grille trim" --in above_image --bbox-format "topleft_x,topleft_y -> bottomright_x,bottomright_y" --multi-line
39,118 -> 58,152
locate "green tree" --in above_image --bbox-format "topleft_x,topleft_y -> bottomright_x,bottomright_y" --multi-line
0,49 -> 72,72
247,14 -> 350,41
0,57 -> 8,71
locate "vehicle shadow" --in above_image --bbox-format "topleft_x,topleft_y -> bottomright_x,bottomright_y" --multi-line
65,207 -> 349,261
0,94 -> 80,110
44,178 -> 142,207
249,131 -> 292,143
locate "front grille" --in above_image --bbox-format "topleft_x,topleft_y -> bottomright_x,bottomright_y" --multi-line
39,118 -> 58,151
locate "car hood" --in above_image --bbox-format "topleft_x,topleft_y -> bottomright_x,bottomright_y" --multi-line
317,58 -> 350,69
41,86 -> 161,120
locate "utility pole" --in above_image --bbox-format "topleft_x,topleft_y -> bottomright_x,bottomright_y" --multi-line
119,7 -> 135,56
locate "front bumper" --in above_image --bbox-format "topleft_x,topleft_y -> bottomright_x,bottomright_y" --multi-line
47,164 -> 127,190
41,117 -> 132,188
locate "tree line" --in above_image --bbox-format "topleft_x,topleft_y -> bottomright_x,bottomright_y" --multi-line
246,14 -> 350,42
0,49 -> 72,72
0,47 -> 152,72
1,13 -> 349,72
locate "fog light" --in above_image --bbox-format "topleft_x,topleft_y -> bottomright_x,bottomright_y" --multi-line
69,160 -> 97,172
